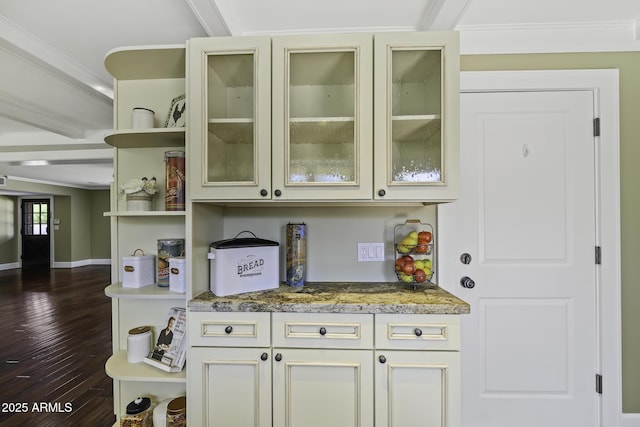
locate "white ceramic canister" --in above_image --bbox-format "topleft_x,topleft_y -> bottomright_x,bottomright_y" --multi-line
169,257 -> 186,293
132,107 -> 155,129
153,398 -> 173,427
127,326 -> 152,363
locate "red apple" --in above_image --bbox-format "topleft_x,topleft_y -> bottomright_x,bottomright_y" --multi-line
418,231 -> 433,244
413,269 -> 427,283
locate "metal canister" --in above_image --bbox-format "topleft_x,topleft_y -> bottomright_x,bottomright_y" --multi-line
157,239 -> 185,287
164,150 -> 185,211
166,396 -> 186,427
285,223 -> 306,287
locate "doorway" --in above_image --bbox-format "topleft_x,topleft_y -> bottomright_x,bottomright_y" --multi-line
21,198 -> 51,269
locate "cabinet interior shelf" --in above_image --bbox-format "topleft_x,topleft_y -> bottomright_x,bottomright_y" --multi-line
105,351 -> 186,382
289,118 -> 355,145
105,128 -> 185,148
105,283 -> 186,300
104,211 -> 186,217
392,116 -> 441,142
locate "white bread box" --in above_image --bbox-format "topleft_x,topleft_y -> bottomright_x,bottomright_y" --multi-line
122,249 -> 155,288
208,231 -> 279,296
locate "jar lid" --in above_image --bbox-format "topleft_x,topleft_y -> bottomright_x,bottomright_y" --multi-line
164,150 -> 185,159
128,326 -> 151,335
126,397 -> 151,414
166,396 -> 186,415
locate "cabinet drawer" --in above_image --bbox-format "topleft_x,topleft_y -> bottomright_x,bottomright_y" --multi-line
189,311 -> 271,347
375,314 -> 460,351
272,312 -> 374,349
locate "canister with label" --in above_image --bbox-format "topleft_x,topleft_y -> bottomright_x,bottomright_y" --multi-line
158,239 -> 184,287
169,257 -> 186,293
286,223 -> 306,287
164,151 -> 185,211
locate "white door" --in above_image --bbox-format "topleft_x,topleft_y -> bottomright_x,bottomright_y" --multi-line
438,90 -> 599,427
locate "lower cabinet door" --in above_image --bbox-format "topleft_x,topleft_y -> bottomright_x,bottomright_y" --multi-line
375,350 -> 461,427
273,348 -> 374,427
189,347 -> 272,427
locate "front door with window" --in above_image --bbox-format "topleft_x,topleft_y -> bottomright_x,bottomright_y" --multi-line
21,199 -> 51,269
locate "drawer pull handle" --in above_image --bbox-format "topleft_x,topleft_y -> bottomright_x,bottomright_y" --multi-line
319,327 -> 327,336
379,355 -> 387,364
275,353 -> 282,362
224,326 -> 233,334
260,352 -> 268,361
414,328 -> 423,337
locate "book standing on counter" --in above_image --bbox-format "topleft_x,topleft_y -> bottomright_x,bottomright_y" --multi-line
143,307 -> 187,372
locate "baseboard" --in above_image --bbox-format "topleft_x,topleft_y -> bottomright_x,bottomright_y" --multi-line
620,413 -> 640,426
52,259 -> 112,268
0,262 -> 20,271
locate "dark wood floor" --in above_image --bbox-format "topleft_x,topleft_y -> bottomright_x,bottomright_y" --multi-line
0,265 -> 115,427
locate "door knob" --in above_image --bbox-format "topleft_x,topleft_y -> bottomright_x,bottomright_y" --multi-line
224,326 -> 233,334
460,276 -> 475,289
460,253 -> 472,264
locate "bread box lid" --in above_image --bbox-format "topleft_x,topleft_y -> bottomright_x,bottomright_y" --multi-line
210,231 -> 278,250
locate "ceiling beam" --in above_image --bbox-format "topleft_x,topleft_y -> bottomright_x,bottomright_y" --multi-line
420,0 -> 474,31
0,15 -> 113,99
185,0 -> 233,36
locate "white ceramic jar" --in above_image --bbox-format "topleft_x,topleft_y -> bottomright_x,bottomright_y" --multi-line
132,107 -> 155,129
127,326 -> 152,363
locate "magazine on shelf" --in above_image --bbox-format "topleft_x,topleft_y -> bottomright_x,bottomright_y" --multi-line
143,307 -> 187,373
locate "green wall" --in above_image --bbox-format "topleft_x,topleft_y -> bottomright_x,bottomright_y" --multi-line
0,179 -> 110,265
461,51 -> 640,413
0,195 -> 19,264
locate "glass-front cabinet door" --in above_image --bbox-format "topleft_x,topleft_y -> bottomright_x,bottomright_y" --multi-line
272,34 -> 373,200
373,32 -> 459,201
188,36 -> 271,200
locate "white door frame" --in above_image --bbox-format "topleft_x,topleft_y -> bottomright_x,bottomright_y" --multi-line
460,69 -> 622,426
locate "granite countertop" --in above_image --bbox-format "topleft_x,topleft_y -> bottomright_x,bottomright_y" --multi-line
188,282 -> 470,315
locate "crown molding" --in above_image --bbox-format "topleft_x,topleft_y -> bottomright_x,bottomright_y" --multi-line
458,20 -> 640,54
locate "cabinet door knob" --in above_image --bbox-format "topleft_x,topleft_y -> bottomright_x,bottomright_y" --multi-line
274,189 -> 282,197
224,326 -> 233,334
319,327 -> 327,336
378,189 -> 386,197
379,355 -> 387,364
260,189 -> 268,197
460,276 -> 476,289
260,352 -> 268,361
414,328 -> 423,337
275,353 -> 282,362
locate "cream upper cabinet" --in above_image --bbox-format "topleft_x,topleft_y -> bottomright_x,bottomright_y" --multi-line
188,31 -> 459,202
271,33 -> 373,200
188,36 -> 272,200
373,31 -> 460,201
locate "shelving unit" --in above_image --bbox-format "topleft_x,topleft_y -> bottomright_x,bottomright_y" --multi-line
104,44 -> 187,424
